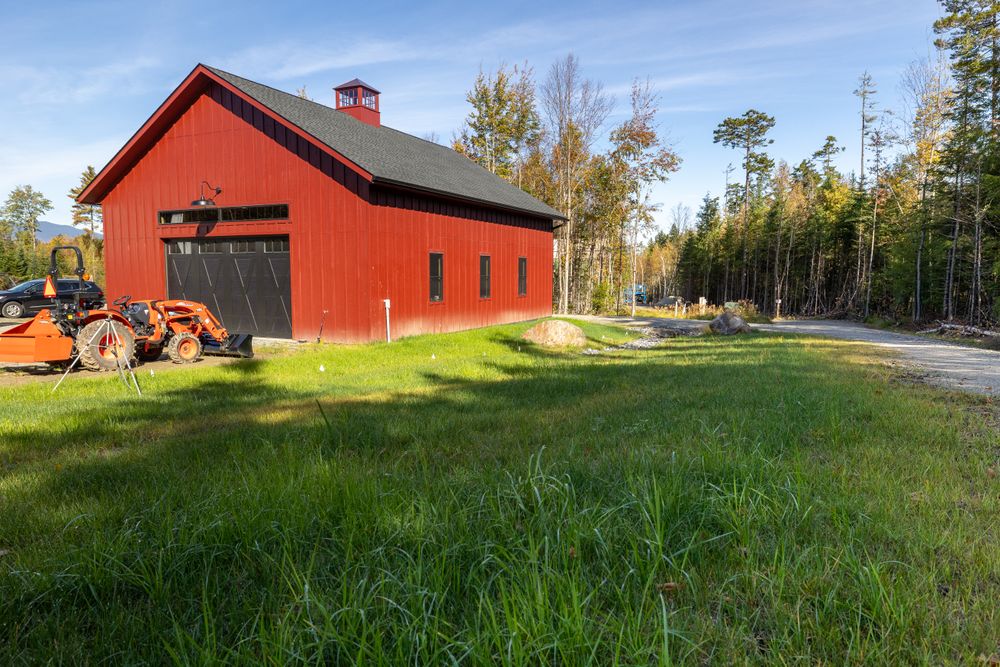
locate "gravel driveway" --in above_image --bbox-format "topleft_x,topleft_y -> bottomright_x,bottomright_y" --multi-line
573,315 -> 1000,397
757,319 -> 1000,396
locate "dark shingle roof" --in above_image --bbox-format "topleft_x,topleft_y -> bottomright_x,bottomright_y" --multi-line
335,78 -> 380,93
205,65 -> 564,221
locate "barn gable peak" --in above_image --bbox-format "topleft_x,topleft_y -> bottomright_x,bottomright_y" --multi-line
334,78 -> 380,127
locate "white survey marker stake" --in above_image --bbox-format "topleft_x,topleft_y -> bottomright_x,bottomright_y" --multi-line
383,299 -> 391,343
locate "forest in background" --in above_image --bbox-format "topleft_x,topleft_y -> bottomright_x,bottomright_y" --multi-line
455,0 -> 1000,324
0,167 -> 103,289
2,0 -> 995,328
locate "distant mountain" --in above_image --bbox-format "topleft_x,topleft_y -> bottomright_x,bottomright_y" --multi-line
36,220 -> 102,242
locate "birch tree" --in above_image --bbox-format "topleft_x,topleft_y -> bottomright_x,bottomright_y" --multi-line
609,79 -> 680,316
540,54 -> 612,313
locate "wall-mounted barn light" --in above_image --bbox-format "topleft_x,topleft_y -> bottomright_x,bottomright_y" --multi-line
191,181 -> 222,207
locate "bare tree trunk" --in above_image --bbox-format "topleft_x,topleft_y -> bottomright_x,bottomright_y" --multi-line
854,218 -> 865,309
783,218 -> 795,311
741,145 -> 751,299
630,218 -> 638,317
944,94 -> 970,322
914,179 -> 927,322
970,214 -> 982,325
944,198 -> 962,322
914,227 -> 924,321
772,218 -> 783,316
723,258 -> 730,304
969,169 -> 984,325
864,180 -> 879,318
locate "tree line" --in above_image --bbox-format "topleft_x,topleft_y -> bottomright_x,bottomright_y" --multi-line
659,0 -> 998,324
0,167 -> 103,288
457,0 -> 999,325
452,55 -> 680,315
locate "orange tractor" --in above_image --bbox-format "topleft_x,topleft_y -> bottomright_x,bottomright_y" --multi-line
0,246 -> 253,371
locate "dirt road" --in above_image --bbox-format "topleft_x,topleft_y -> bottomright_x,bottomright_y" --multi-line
573,315 -> 1000,397
757,319 -> 1000,396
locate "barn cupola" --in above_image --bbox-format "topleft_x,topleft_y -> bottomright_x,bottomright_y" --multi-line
334,78 -> 380,127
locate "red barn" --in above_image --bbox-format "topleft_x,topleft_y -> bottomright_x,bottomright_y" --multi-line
79,64 -> 562,342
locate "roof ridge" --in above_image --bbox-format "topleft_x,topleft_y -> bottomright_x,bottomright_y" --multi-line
202,64 -> 354,116
200,64 -> 564,220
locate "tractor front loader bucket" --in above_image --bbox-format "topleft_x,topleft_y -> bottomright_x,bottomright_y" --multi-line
0,310 -> 74,363
203,333 -> 254,358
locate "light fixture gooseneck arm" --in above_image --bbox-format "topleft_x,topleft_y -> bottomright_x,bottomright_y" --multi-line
191,181 -> 223,207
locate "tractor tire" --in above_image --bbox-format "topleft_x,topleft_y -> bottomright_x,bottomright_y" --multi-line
167,332 -> 203,364
2,301 -> 25,318
136,346 -> 163,362
76,320 -> 136,372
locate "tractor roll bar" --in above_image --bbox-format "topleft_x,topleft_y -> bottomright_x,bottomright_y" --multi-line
48,245 -> 87,309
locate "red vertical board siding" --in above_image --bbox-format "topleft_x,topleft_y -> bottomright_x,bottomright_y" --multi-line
101,83 -> 554,343
364,193 -> 552,341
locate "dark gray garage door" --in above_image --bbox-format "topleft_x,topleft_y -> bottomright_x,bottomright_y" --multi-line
165,236 -> 292,338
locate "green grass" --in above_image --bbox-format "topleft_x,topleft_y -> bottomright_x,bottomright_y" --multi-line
1,318 -> 998,664
629,305 -> 772,324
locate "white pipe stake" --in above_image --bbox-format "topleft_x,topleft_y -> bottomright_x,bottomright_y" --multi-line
383,299 -> 391,343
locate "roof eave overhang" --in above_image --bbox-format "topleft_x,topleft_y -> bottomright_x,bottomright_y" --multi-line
78,64 -> 375,204
372,176 -> 566,226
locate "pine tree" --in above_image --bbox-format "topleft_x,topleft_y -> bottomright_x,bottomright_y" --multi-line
68,165 -> 103,235
854,72 -> 878,189
934,1 -> 998,322
713,109 -> 775,297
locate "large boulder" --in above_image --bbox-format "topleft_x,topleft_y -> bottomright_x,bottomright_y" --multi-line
709,311 -> 752,335
522,320 -> 588,348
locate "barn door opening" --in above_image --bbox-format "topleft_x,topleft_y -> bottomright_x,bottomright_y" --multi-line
165,236 -> 292,338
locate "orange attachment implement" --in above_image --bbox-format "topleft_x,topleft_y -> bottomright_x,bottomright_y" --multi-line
0,309 -> 74,363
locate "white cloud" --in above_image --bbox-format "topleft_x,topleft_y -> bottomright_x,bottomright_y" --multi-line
0,136 -> 124,223
215,10 -> 662,84
218,39 -> 428,80
0,57 -> 161,105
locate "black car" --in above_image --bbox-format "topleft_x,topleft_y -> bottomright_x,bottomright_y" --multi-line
0,278 -> 104,318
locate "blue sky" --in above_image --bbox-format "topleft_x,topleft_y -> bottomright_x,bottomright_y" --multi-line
1,0 -> 942,232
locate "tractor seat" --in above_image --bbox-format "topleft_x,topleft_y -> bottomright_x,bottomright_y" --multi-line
127,302 -> 151,327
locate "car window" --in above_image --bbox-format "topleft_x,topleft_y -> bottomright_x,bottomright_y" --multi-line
57,280 -> 85,293
10,280 -> 41,293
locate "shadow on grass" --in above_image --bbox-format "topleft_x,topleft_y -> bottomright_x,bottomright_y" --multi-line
1,328 -> 988,663
4,333 -> 877,516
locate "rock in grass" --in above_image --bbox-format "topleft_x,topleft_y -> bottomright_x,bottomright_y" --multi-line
522,320 -> 587,348
709,311 -> 752,335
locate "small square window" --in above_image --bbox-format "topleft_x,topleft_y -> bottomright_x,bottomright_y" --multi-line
231,240 -> 254,253
429,252 -> 443,302
199,241 -> 222,254
362,89 -> 377,110
339,88 -> 358,107
167,241 -> 192,254
479,255 -> 491,299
